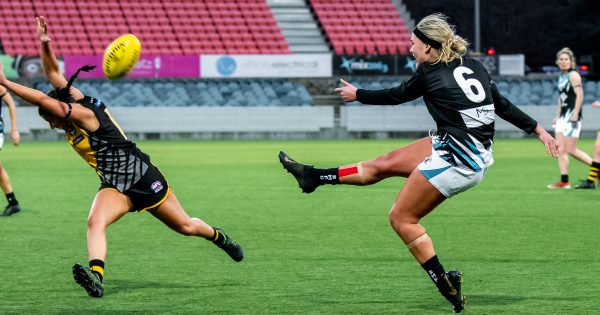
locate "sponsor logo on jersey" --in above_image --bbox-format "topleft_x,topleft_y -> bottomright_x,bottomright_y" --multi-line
459,104 -> 495,128
151,181 -> 164,193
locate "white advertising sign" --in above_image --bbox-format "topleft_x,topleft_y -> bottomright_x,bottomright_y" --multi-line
201,54 -> 332,78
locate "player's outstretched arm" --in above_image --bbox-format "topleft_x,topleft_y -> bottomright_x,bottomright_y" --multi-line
37,16 -> 84,100
0,87 -> 20,145
0,64 -> 97,131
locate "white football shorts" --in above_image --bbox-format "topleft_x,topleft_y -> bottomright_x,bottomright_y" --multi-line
554,117 -> 582,138
417,135 -> 491,197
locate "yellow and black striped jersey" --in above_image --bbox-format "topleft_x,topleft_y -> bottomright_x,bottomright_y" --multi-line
66,96 -> 150,192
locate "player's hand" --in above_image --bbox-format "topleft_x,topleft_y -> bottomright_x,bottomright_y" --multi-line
37,16 -> 51,42
535,124 -> 558,157
11,130 -> 20,146
334,79 -> 357,102
592,101 -> 600,108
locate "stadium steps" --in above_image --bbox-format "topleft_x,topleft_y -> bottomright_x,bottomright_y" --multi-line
393,0 -> 416,30
268,0 -> 330,53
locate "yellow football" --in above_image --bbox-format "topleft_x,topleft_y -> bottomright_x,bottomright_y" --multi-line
102,34 -> 141,80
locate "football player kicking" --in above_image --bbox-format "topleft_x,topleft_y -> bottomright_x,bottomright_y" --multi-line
279,13 -> 557,313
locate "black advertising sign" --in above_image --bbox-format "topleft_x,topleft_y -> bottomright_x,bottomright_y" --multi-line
333,55 -> 397,75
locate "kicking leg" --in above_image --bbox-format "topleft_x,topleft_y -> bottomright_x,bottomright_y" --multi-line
148,191 -> 243,262
278,137 -> 432,193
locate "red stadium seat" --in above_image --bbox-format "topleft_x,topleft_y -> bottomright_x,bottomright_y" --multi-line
311,0 -> 410,55
0,0 -> 290,56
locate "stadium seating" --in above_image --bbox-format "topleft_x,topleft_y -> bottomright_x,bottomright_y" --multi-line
0,0 -> 290,56
35,79 -> 314,107
310,0 -> 411,55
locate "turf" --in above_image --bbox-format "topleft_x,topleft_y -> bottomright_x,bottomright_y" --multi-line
0,139 -> 598,314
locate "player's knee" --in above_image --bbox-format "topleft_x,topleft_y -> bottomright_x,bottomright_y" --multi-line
388,211 -> 408,233
87,216 -> 105,231
177,221 -> 197,236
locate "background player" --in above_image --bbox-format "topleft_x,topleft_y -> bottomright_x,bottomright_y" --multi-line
0,86 -> 21,216
547,47 -> 592,189
575,100 -> 600,189
279,13 -> 558,313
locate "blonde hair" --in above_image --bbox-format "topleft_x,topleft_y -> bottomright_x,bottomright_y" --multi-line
416,13 -> 469,64
555,47 -> 577,70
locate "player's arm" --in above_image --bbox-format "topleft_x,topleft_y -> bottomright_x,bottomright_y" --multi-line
569,71 -> 584,122
0,66 -> 98,131
0,86 -> 20,145
491,81 -> 537,132
335,70 -> 425,105
356,71 -> 424,105
37,16 -> 84,100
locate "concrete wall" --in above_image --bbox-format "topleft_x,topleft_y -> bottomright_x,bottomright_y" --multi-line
8,105 -> 600,141
341,105 -> 600,134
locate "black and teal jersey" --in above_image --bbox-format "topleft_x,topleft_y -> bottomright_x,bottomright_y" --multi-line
557,70 -> 580,120
356,57 -> 538,171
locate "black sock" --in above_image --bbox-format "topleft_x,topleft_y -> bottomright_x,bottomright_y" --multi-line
421,255 -> 448,292
561,174 -> 569,183
89,259 -> 105,282
5,192 -> 18,206
308,167 -> 340,185
211,228 -> 225,245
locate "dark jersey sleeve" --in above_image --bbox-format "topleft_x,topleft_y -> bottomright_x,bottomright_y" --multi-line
490,80 -> 537,134
356,68 -> 426,105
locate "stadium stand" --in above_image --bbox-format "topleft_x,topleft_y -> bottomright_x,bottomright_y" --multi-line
0,0 -> 290,56
35,79 -> 314,107
310,0 -> 411,55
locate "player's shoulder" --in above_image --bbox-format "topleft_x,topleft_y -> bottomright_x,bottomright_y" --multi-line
568,70 -> 581,81
76,96 -> 107,111
462,57 -> 486,70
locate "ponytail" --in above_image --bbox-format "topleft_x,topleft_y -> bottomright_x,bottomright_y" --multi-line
47,64 -> 96,103
415,13 -> 469,64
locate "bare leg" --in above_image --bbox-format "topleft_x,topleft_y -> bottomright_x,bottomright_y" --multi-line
388,168 -> 464,311
87,189 -> 131,261
340,137 -> 432,184
0,163 -> 14,194
564,136 -> 592,166
556,132 -> 570,175
148,191 -> 243,261
593,132 -> 600,162
147,191 -> 215,238
388,169 -> 446,263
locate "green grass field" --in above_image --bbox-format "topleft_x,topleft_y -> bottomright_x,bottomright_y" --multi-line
0,139 -> 598,314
